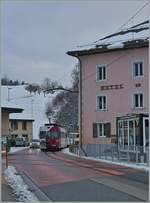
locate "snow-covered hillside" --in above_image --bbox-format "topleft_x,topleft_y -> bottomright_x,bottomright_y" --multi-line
1,85 -> 57,138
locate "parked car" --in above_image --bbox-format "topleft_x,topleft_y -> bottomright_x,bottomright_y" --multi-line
15,137 -> 27,147
30,139 -> 40,148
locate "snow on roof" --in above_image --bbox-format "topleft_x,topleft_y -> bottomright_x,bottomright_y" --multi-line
68,20 -> 149,54
107,42 -> 124,49
9,113 -> 34,121
1,100 -> 23,111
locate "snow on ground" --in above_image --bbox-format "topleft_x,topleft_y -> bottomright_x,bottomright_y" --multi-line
4,166 -> 39,202
1,85 -> 58,139
62,148 -> 149,171
9,147 -> 29,154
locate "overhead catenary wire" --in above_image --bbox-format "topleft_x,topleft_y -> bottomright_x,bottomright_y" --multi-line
4,3 -> 149,97
77,1 -> 149,48
118,1 -> 149,31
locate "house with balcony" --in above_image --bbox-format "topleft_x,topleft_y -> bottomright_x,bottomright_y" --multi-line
9,115 -> 34,146
1,101 -> 24,138
67,20 -> 149,150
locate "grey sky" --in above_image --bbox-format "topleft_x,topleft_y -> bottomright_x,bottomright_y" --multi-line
1,0 -> 149,87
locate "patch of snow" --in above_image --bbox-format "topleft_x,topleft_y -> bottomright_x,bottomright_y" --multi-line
97,29 -> 148,46
62,148 -> 149,171
107,42 -> 124,49
10,114 -> 34,121
4,166 -> 39,202
9,147 -> 29,154
1,85 -> 58,139
1,100 -> 23,110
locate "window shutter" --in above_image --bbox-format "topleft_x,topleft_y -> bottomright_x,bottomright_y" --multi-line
93,123 -> 97,138
105,123 -> 111,137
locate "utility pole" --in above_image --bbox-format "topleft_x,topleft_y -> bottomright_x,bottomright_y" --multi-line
31,99 -> 34,118
8,87 -> 12,101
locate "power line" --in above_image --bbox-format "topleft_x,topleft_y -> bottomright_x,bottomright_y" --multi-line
118,1 -> 149,31
77,1 -> 149,48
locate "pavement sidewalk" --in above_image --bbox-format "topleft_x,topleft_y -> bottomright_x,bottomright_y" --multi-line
2,156 -> 18,202
2,181 -> 18,202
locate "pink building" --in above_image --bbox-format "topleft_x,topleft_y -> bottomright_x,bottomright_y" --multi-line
67,21 -> 149,150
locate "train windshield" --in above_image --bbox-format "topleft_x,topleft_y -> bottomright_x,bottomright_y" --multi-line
48,131 -> 60,139
39,131 -> 47,139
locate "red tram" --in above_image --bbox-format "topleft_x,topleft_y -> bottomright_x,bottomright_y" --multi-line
39,123 -> 68,151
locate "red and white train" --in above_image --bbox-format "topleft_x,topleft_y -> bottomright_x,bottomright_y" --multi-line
39,123 -> 68,151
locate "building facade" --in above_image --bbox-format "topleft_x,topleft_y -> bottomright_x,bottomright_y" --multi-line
9,118 -> 34,145
67,21 -> 149,149
1,105 -> 23,137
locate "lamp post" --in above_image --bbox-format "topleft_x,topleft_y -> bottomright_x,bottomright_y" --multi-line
48,115 -> 51,124
31,99 -> 34,118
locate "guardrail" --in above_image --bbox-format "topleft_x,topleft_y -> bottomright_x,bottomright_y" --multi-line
69,144 -> 149,166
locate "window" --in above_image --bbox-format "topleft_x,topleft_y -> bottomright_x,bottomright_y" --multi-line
11,121 -> 18,130
93,123 -> 111,137
97,65 -> 106,81
97,95 -> 107,110
22,121 -> 27,130
133,61 -> 143,77
133,93 -> 143,108
97,123 -> 106,137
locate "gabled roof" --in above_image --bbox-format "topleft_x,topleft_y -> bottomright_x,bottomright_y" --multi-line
67,20 -> 149,57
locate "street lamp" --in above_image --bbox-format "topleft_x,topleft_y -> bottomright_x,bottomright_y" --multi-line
48,114 -> 51,124
31,99 -> 34,118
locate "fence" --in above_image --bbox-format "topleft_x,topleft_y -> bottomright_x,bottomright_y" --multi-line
70,144 -> 149,166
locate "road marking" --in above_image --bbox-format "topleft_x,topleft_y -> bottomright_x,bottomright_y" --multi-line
90,176 -> 148,201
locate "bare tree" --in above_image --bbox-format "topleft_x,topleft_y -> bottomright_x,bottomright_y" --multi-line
45,65 -> 79,132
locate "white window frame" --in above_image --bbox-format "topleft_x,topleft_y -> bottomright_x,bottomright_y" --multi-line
118,119 -> 136,150
96,64 -> 107,82
132,92 -> 144,108
96,94 -> 107,111
132,60 -> 144,78
97,123 -> 106,137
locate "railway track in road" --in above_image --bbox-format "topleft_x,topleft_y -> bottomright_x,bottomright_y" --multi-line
7,149 -> 148,201
45,151 -> 149,184
45,151 -> 125,176
44,151 -> 148,201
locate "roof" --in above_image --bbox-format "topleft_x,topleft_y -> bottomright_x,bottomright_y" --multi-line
9,118 -> 34,122
1,101 -> 24,113
67,20 -> 149,57
9,113 -> 34,122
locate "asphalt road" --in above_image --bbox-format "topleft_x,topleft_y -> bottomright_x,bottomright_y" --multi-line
8,148 -> 149,202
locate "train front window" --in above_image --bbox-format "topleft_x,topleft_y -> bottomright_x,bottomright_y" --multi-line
49,132 -> 60,138
39,131 -> 47,139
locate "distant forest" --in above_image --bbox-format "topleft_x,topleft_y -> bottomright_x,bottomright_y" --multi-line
1,75 -> 26,86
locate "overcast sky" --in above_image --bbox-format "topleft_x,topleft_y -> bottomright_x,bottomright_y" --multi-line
1,0 -> 149,87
